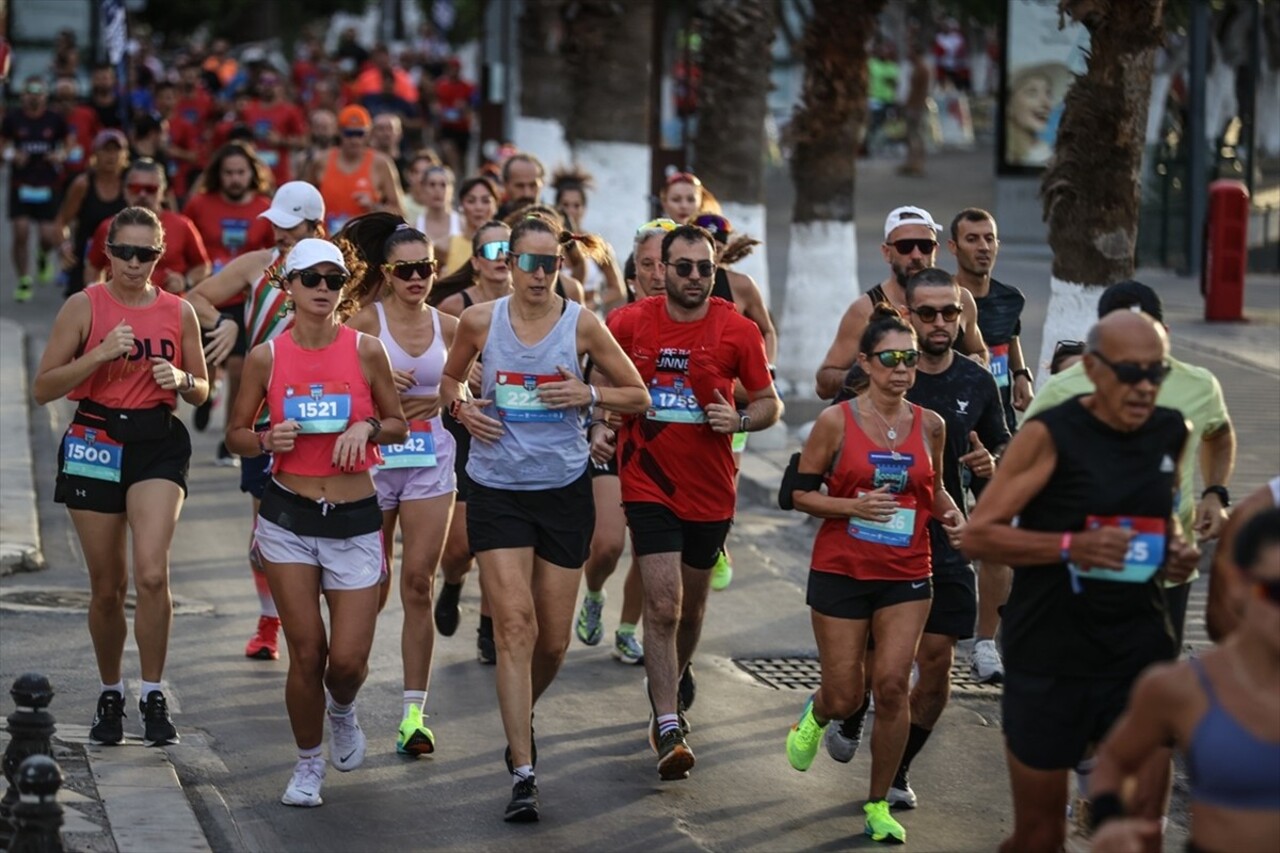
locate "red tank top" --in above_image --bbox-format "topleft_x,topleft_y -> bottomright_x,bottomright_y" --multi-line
320,149 -> 377,234
69,283 -> 185,410
810,402 -> 934,581
267,325 -> 380,477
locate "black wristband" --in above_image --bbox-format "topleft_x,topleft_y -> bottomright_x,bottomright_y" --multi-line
1013,367 -> 1033,382
1201,485 -> 1230,507
1090,792 -> 1124,831
365,416 -> 381,441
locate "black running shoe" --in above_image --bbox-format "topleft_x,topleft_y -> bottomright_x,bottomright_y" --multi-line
193,398 -> 213,432
434,581 -> 462,637
140,691 -> 180,746
504,776 -> 539,822
678,664 -> 697,711
656,729 -> 695,781
89,690 -> 126,745
477,622 -> 496,665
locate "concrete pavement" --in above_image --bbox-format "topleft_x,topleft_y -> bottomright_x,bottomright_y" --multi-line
0,316 -> 43,575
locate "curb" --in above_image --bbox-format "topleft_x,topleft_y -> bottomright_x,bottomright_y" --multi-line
0,317 -> 44,576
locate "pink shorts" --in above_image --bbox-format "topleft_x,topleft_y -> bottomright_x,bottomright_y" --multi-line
373,422 -> 456,510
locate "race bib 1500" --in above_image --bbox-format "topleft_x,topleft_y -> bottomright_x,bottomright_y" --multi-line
283,382 -> 352,433
379,420 -> 437,468
62,424 -> 123,482
1071,515 -> 1167,583
494,371 -> 564,422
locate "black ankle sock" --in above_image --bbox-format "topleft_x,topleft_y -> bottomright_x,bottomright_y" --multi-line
897,723 -> 933,779
841,694 -> 871,737
479,614 -> 493,638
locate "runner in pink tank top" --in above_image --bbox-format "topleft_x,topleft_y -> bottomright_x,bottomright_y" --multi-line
225,238 -> 407,808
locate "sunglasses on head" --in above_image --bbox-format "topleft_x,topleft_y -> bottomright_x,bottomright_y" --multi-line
126,182 -> 161,195
637,218 -> 678,235
670,259 -> 715,279
383,259 -> 437,281
108,243 -> 163,263
292,270 -> 348,291
889,238 -> 938,256
693,213 -> 732,232
872,349 -> 920,368
1090,351 -> 1171,386
510,252 -> 560,274
476,240 -> 509,261
910,304 -> 962,323
1054,339 -> 1086,357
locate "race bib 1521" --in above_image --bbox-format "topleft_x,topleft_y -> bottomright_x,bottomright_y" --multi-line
283,382 -> 352,433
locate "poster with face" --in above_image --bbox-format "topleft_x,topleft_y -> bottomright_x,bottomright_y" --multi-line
1000,0 -> 1090,173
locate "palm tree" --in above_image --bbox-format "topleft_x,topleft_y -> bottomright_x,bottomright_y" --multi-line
1036,0 -> 1167,376
690,0 -> 776,306
775,0 -> 885,390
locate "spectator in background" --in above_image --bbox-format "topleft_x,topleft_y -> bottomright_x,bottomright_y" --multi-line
433,58 -> 474,174
866,40 -> 899,153
245,71 -> 307,186
933,17 -> 970,91
52,29 -> 80,80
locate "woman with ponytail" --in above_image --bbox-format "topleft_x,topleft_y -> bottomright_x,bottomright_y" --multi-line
343,212 -> 459,758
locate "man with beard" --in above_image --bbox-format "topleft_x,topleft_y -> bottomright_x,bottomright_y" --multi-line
597,224 -> 781,780
88,64 -> 125,130
948,207 -> 1032,686
243,72 -> 306,187
815,206 -> 987,400
185,181 -> 327,664
821,268 -> 1010,809
496,152 -> 545,219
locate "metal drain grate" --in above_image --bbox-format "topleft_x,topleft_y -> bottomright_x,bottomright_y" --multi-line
735,655 -> 1002,697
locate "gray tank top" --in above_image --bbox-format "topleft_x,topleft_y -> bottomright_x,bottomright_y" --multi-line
467,296 -> 588,490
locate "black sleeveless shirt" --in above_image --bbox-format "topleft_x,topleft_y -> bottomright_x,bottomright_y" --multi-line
711,268 -> 734,304
1003,397 -> 1187,678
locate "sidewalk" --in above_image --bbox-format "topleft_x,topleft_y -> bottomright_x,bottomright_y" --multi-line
0,317 -> 43,575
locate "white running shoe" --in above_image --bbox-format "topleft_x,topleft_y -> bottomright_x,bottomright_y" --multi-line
971,639 -> 1005,684
281,756 -> 325,807
887,782 -> 918,810
328,705 -> 367,771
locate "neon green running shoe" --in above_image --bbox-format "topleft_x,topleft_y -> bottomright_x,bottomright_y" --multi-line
396,706 -> 435,756
710,551 -> 733,591
785,695 -> 825,771
864,799 -> 906,844
14,277 -> 34,303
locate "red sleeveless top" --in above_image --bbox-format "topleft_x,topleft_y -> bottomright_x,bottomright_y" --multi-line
810,402 -> 934,581
267,324 -> 380,477
69,283 -> 185,410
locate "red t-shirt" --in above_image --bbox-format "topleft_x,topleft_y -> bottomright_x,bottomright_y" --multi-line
607,296 -> 773,521
166,113 -> 204,198
175,91 -> 215,127
88,210 -> 210,291
62,105 -> 99,175
242,100 -> 305,185
182,191 -> 272,271
434,78 -> 474,130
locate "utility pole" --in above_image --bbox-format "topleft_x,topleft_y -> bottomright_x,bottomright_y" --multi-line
1185,0 -> 1209,276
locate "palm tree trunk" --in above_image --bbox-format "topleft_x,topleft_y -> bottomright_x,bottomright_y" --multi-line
776,0 -> 884,391
561,0 -> 654,254
1036,0 -> 1166,379
515,0 -> 572,185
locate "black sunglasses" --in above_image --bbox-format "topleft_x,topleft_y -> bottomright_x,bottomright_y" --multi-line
107,243 -> 163,263
292,270 -> 349,291
910,304 -> 962,323
384,260 -> 437,281
889,239 -> 938,256
872,349 -> 920,368
1090,350 -> 1171,386
509,252 -> 560,274
671,259 -> 715,279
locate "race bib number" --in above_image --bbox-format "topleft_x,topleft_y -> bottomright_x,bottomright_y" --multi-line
646,376 -> 706,424
848,491 -> 917,548
283,382 -> 352,433
868,451 -> 915,494
1073,515 -> 1167,583
17,185 -> 53,204
494,371 -> 564,422
990,343 -> 1010,388
62,425 -> 123,483
259,149 -> 280,168
380,420 -> 437,468
221,218 -> 249,251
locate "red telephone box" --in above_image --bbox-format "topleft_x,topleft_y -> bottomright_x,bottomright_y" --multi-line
1202,180 -> 1250,321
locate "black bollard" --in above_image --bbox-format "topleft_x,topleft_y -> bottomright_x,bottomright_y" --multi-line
7,755 -> 63,853
0,675 -> 56,849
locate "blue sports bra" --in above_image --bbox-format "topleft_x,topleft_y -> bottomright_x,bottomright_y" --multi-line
1186,656 -> 1280,810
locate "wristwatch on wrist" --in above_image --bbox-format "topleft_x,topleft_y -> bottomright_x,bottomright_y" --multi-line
738,413 -> 752,433
1013,368 -> 1033,383
364,416 -> 382,441
1201,485 -> 1230,507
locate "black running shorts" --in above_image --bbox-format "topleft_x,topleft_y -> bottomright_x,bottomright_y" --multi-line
467,470 -> 594,568
624,502 -> 731,570
806,570 -> 933,620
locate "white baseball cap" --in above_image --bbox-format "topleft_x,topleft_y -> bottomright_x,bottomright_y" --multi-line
884,206 -> 943,241
260,181 -> 325,229
283,239 -> 349,275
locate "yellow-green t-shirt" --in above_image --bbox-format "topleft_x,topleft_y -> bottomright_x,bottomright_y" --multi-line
1024,357 -> 1230,580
